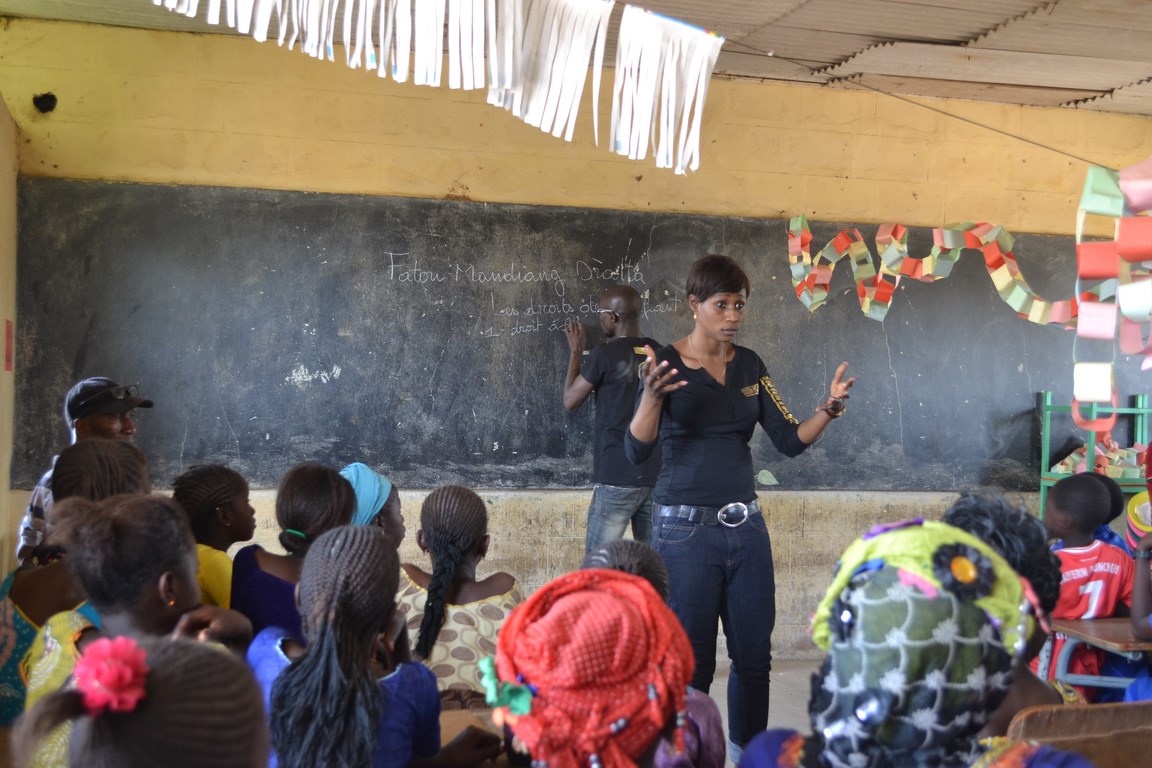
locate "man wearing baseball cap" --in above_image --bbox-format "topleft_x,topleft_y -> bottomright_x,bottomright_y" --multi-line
17,377 -> 154,561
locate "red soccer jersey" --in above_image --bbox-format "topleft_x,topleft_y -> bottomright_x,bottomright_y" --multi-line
1052,540 -> 1134,620
1031,541 -> 1134,699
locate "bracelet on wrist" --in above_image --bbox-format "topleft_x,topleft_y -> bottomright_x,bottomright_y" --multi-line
1134,549 -> 1152,560
817,396 -> 847,419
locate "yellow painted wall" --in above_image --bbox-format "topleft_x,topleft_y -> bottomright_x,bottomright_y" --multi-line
0,88 -> 15,574
0,18 -> 1146,655
1,19 -> 1150,234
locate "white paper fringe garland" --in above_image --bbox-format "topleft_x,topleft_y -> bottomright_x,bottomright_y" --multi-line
488,0 -> 614,142
611,6 -> 723,174
151,0 -> 723,171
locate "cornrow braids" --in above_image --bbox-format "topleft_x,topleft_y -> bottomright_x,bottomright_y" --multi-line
171,464 -> 248,542
14,637 -> 266,768
274,463 -> 355,556
51,439 -> 150,503
415,485 -> 488,660
50,494 -> 195,616
271,526 -> 399,768
582,539 -> 670,602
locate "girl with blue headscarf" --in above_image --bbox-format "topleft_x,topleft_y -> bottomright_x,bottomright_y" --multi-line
340,462 -> 405,548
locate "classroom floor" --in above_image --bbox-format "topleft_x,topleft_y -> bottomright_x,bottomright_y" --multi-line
710,658 -> 821,765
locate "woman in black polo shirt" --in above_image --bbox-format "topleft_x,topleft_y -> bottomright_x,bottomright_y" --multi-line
625,254 -> 854,759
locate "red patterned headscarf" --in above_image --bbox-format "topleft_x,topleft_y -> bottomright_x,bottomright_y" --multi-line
494,569 -> 694,768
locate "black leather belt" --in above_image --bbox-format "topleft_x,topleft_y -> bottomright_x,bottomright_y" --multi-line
656,500 -> 759,528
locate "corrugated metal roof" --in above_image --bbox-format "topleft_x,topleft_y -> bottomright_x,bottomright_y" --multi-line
2,0 -> 1151,115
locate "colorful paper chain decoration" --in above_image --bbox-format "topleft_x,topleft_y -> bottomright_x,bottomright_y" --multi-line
1071,159 -> 1152,430
787,157 -> 1152,432
786,217 -> 1081,324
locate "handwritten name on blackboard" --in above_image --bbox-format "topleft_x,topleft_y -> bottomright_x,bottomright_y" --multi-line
385,249 -> 671,338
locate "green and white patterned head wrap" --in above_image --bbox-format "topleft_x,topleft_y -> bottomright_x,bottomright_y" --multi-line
807,519 -> 1036,768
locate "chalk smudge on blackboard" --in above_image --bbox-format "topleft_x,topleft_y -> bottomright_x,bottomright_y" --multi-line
285,364 -> 343,387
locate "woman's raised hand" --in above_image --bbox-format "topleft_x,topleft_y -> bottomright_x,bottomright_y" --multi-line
639,345 -> 686,401
830,361 -> 855,400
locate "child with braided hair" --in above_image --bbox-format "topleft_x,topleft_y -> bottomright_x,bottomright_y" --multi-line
251,525 -> 501,768
20,494 -> 253,768
340,462 -> 406,547
171,464 -> 257,609
397,485 -> 523,709
582,538 -> 671,600
14,636 -> 267,768
231,462 -> 355,639
0,439 -> 151,725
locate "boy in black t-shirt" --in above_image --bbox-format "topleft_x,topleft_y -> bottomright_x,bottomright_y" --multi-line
562,285 -> 661,553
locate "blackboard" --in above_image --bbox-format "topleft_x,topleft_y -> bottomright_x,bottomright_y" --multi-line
11,178 -> 1146,491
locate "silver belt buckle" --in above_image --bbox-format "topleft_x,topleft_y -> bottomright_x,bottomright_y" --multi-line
718,502 -> 750,528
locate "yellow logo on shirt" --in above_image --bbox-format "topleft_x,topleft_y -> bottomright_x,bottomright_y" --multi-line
741,384 -> 759,397
761,375 -> 799,424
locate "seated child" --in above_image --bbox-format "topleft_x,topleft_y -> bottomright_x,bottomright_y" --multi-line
340,462 -> 406,547
231,462 -> 354,639
397,485 -> 523,709
0,439 -> 150,725
250,525 -> 501,768
1122,531 -> 1152,700
483,568 -> 694,768
943,492 -> 1070,736
738,519 -> 1092,768
14,636 -> 267,768
1051,472 -> 1131,555
21,494 -> 252,768
171,464 -> 257,608
582,539 -> 724,768
582,538 -> 670,600
1033,474 -> 1134,700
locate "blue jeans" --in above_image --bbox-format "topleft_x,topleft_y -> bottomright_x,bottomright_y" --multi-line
584,484 -> 654,553
653,511 -> 775,749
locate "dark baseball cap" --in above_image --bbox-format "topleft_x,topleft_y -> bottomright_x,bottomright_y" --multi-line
65,377 -> 154,423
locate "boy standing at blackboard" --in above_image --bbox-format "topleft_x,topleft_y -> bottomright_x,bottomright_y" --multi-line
562,286 -> 661,553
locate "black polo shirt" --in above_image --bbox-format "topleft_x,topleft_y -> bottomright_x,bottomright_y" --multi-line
625,345 -> 808,506
581,336 -> 662,486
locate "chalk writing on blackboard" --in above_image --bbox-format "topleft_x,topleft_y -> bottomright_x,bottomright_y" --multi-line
387,252 -> 566,295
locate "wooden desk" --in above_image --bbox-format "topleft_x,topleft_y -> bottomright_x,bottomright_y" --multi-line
440,709 -> 509,767
1037,618 -> 1152,690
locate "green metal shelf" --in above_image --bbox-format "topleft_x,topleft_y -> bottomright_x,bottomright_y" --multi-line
1038,391 -> 1150,515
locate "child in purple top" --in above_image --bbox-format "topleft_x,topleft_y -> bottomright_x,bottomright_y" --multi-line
231,462 -> 355,639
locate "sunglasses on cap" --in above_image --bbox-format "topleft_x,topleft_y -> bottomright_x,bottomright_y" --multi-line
75,384 -> 139,411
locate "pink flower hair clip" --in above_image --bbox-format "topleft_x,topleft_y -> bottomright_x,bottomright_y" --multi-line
73,636 -> 150,716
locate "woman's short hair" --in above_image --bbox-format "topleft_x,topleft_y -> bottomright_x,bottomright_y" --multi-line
685,254 -> 750,302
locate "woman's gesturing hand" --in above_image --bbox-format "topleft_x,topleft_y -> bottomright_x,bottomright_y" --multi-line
639,345 -> 686,401
817,362 -> 856,418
